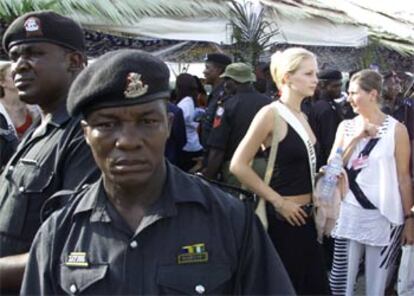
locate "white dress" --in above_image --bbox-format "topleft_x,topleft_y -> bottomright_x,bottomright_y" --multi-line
332,115 -> 404,246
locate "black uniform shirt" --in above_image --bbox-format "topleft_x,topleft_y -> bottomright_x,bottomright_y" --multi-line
0,103 -> 100,257
386,98 -> 414,141
207,87 -> 271,161
21,163 -> 294,295
200,82 -> 226,147
311,99 -> 342,167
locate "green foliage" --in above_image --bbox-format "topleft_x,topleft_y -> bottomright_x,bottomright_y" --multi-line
359,39 -> 389,70
0,0 -> 57,23
230,0 -> 278,67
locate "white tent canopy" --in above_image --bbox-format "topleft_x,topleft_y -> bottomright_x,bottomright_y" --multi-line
86,13 -> 368,47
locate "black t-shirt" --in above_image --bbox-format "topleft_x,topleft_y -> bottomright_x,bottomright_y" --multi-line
207,87 -> 271,162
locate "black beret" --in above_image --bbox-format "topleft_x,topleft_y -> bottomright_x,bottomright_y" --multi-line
67,49 -> 170,116
318,70 -> 342,80
204,53 -> 232,66
2,11 -> 84,53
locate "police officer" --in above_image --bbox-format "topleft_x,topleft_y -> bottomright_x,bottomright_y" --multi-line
312,69 -> 344,168
0,11 -> 99,292
203,63 -> 271,185
21,49 -> 294,295
200,53 -> 232,148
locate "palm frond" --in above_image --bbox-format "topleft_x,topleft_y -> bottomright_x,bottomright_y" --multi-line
55,0 -> 229,25
230,0 -> 279,65
0,0 -> 56,23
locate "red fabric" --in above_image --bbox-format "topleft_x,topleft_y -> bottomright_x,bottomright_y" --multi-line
15,113 -> 32,136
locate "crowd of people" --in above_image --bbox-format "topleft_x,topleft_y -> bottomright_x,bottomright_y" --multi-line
0,10 -> 413,296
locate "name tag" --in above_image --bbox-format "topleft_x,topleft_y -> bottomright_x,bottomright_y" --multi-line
352,156 -> 369,170
65,252 -> 89,267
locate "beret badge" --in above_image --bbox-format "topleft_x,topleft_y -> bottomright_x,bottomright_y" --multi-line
124,72 -> 148,98
24,17 -> 43,37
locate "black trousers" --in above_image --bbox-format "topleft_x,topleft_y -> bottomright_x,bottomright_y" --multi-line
267,213 -> 331,295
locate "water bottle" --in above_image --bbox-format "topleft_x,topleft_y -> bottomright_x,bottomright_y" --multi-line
316,148 -> 343,202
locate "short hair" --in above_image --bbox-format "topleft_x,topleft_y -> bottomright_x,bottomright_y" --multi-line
350,69 -> 382,96
270,47 -> 316,89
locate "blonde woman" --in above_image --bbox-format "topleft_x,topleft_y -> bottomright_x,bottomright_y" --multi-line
329,70 -> 413,295
0,62 -> 39,139
230,48 -> 330,295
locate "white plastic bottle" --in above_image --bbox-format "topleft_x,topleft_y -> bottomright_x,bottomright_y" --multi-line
316,148 -> 343,202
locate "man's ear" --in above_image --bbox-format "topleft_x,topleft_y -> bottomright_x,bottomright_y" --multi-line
67,51 -> 86,74
80,119 -> 91,145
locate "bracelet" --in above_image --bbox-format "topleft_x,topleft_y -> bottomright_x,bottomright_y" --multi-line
404,212 -> 414,220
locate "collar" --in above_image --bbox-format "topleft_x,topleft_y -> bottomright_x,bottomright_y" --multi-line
161,162 -> 210,211
72,163 -> 210,222
47,101 -> 72,128
72,179 -> 111,223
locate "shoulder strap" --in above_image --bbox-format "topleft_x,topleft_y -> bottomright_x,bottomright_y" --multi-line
264,103 -> 280,185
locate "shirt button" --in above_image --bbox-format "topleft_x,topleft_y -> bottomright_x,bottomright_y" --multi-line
130,240 -> 138,249
8,165 -> 14,171
195,284 -> 205,294
69,283 -> 77,294
18,186 -> 25,193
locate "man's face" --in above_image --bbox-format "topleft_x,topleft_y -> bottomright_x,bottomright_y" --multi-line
223,78 -> 237,95
82,100 -> 170,188
8,42 -> 72,107
203,62 -> 222,85
324,80 -> 342,99
383,74 -> 402,101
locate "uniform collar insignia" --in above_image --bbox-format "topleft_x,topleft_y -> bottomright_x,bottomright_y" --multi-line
24,17 -> 43,37
65,252 -> 89,267
124,72 -> 148,98
177,243 -> 208,264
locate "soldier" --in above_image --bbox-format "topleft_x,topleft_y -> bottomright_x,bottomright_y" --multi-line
0,11 -> 99,292
21,49 -> 294,295
203,63 -> 271,185
312,70 -> 344,168
200,53 -> 231,148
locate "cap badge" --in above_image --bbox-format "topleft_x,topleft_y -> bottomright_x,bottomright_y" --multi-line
24,17 -> 43,37
124,72 -> 148,98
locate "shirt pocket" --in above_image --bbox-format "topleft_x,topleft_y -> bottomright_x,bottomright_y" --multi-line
0,159 -> 55,237
157,263 -> 232,295
58,264 -> 108,295
13,158 -> 55,194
